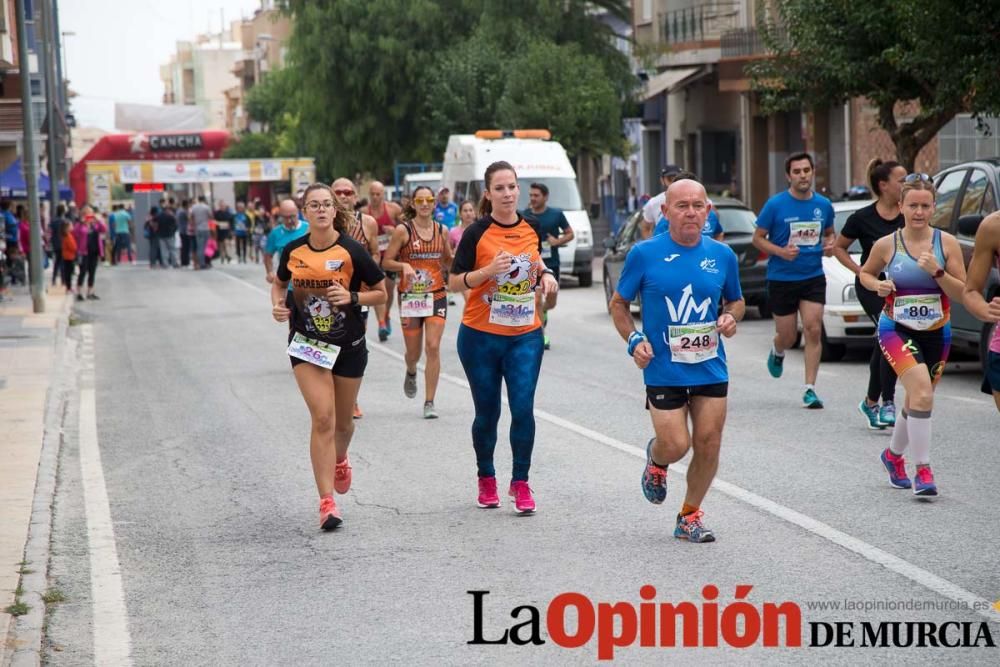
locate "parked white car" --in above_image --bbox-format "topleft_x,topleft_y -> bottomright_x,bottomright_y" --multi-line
796,199 -> 876,360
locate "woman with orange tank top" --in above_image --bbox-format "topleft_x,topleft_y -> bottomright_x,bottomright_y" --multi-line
382,185 -> 453,419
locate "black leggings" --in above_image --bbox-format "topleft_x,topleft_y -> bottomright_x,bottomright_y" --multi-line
858,280 -> 896,403
77,254 -> 98,289
61,257 -> 74,289
236,235 -> 248,262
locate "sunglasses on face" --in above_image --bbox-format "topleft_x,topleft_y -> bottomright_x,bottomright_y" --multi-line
904,173 -> 932,183
413,197 -> 435,205
333,189 -> 355,196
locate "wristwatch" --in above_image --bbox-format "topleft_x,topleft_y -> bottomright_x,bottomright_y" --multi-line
933,268 -> 945,279
350,291 -> 359,305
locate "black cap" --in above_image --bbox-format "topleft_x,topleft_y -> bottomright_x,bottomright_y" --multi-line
661,164 -> 681,177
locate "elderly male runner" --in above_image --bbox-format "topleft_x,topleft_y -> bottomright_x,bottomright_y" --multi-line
610,179 -> 745,543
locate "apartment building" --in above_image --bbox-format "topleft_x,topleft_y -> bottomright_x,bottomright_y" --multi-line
160,23 -> 243,130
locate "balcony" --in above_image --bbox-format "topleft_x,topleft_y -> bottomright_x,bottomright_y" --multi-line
720,26 -> 788,58
659,1 -> 740,46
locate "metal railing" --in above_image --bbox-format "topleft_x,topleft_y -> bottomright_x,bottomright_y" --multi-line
659,1 -> 740,44
720,26 -> 788,58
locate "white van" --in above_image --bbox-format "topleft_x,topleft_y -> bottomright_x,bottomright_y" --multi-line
402,170 -> 441,196
440,131 -> 594,286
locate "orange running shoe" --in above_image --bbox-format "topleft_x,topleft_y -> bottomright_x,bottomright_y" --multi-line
334,456 -> 353,494
319,495 -> 342,530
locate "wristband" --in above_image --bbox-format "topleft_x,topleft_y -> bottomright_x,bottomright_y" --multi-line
542,267 -> 555,276
350,291 -> 359,306
463,270 -> 475,289
627,331 -> 647,357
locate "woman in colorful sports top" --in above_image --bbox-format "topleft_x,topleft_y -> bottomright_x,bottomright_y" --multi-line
382,185 -> 454,419
860,175 -> 967,498
963,210 -> 1000,411
271,183 -> 387,530
448,161 -> 559,514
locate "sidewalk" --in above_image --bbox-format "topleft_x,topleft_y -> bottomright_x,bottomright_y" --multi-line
0,286 -> 70,660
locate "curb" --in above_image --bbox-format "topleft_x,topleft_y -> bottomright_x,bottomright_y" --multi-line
2,296 -> 74,667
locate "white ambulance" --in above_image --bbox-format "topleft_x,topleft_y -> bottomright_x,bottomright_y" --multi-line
440,130 -> 594,286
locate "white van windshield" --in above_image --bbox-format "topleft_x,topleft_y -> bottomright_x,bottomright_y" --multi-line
470,178 -> 583,211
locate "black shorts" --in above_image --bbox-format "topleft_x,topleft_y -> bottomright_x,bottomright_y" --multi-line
288,333 -> 369,378
645,382 -> 728,411
767,275 -> 826,316
982,349 -> 1000,395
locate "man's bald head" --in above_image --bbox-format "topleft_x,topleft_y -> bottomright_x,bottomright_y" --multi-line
278,197 -> 299,219
665,178 -> 708,206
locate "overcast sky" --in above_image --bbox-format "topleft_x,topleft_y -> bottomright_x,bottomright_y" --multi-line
59,0 -> 263,131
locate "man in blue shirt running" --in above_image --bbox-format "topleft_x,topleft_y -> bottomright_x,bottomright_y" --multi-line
752,152 -> 836,409
264,197 -> 309,285
610,179 -> 745,543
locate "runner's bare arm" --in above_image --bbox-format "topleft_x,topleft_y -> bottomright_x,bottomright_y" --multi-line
833,231 -> 861,274
923,233 -> 967,304
752,227 -> 796,261
270,279 -> 290,322
859,236 -> 893,294
379,225 -> 409,273
963,213 -> 1000,322
449,250 -> 510,292
362,215 -> 380,258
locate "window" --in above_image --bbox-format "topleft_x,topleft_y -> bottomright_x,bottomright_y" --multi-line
960,169 -> 990,217
981,182 -> 997,216
454,181 -> 468,204
467,181 -> 482,206
640,0 -> 653,24
930,170 -> 968,231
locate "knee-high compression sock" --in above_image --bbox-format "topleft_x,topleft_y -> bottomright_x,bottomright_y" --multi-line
889,409 -> 909,456
906,409 -> 932,465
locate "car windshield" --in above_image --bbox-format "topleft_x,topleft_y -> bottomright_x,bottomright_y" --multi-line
472,178 -> 583,211
834,208 -> 863,253
715,206 -> 756,234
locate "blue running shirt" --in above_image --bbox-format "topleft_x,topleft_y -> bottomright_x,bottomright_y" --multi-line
617,234 -> 743,386
755,191 -> 834,281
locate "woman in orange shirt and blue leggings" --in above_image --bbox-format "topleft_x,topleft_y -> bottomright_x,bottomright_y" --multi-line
448,161 -> 559,514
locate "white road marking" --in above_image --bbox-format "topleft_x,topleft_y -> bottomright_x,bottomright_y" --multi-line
219,269 -> 1000,624
79,325 -> 134,666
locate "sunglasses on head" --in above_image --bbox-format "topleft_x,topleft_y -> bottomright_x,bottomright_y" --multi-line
333,189 -> 355,196
904,173 -> 932,183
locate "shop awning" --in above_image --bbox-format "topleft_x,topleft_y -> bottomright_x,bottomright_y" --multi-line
642,66 -> 702,100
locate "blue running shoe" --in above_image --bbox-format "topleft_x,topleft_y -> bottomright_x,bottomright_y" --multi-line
641,438 -> 667,504
378,325 -> 389,342
879,401 -> 896,427
767,350 -> 784,378
858,400 -> 886,430
803,388 -> 824,409
674,510 -> 715,543
913,466 -> 938,497
880,448 -> 911,489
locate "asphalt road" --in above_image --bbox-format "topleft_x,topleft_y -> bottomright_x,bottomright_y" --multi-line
41,260 -> 1000,665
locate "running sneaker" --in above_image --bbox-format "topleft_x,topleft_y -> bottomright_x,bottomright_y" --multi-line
858,400 -> 886,430
880,448 -> 911,489
404,371 -> 417,398
477,476 -> 500,508
352,403 -> 363,419
803,388 -> 824,409
674,510 -> 716,543
334,456 -> 352,494
543,334 -> 551,350
378,324 -> 389,342
423,401 -> 438,419
509,481 -> 536,514
641,438 -> 668,504
76,293 -> 84,302
87,294 -> 100,300
879,401 -> 896,427
767,350 -> 784,378
913,466 -> 938,497
319,496 -> 342,530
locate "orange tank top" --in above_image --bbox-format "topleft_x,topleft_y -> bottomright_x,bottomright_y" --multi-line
398,220 -> 447,296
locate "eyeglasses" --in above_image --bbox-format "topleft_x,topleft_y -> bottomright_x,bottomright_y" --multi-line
304,200 -> 336,211
904,173 -> 932,183
333,189 -> 355,197
412,197 -> 435,205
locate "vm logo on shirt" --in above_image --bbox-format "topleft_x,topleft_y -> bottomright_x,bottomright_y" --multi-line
665,284 -> 712,323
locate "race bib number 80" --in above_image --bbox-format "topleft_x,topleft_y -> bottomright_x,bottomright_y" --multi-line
667,322 -> 719,364
893,293 -> 944,330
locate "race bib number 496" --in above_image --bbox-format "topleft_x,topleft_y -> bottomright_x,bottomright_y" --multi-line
400,292 -> 433,318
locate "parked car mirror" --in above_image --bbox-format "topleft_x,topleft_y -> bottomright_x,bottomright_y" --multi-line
957,214 -> 984,237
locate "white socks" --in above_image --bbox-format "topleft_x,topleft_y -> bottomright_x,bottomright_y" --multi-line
906,409 -> 932,465
889,409 -> 909,456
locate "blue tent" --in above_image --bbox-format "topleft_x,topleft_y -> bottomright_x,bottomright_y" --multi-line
0,158 -> 73,200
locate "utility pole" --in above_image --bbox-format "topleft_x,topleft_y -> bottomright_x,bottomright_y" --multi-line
15,0 -> 45,312
41,0 -> 59,219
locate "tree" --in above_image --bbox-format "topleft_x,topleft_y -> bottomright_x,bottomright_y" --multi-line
749,0 -> 1000,170
222,132 -> 276,159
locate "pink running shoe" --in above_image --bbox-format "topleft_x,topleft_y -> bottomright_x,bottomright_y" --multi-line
509,481 -> 536,514
319,495 -> 342,531
477,476 -> 500,508
334,457 -> 352,494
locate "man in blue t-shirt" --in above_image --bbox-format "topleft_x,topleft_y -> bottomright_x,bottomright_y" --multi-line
264,198 -> 309,290
752,152 -> 835,409
432,187 -> 458,229
610,179 -> 745,544
520,182 -> 574,350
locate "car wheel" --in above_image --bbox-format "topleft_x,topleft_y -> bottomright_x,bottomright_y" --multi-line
577,271 -> 593,288
757,299 -> 773,319
820,325 -> 846,362
602,270 -> 613,313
